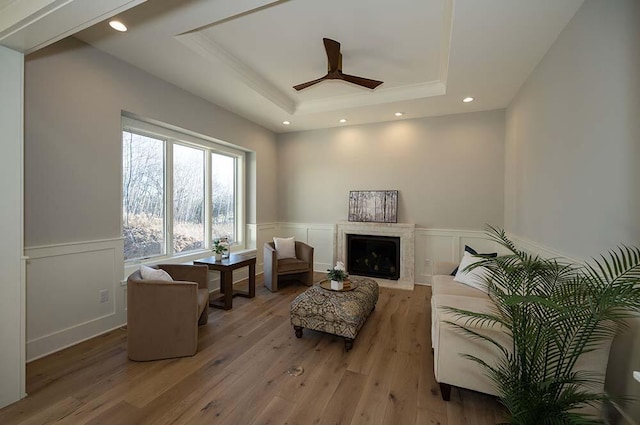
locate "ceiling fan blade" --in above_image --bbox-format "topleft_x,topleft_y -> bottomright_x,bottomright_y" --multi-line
340,73 -> 384,89
323,38 -> 341,72
293,75 -> 328,91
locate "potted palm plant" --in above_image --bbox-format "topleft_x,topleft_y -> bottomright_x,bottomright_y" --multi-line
447,226 -> 640,424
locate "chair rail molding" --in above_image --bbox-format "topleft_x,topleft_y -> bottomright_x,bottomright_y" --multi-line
506,232 -> 581,264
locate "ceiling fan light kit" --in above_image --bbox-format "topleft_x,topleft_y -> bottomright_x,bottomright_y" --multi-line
293,38 -> 383,91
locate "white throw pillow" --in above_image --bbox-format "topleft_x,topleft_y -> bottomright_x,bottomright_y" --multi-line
140,265 -> 173,282
453,251 -> 489,293
273,237 -> 296,259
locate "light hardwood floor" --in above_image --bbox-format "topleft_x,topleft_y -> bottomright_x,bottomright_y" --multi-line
0,273 -> 504,425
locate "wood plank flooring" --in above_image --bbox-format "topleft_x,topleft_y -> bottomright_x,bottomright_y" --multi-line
0,273 -> 504,425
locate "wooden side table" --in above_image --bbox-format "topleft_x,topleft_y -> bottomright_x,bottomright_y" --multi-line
194,253 -> 256,310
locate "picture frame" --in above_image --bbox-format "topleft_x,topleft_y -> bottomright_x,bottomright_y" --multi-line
348,190 -> 398,223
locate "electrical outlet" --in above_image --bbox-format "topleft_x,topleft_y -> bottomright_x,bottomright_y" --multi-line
99,289 -> 109,303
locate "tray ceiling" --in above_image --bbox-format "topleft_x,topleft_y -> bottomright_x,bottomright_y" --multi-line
74,0 -> 584,133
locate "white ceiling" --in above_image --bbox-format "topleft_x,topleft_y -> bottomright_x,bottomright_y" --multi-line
72,0 -> 584,133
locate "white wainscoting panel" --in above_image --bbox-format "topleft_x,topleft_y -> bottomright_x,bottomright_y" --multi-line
414,229 -> 506,285
307,226 -> 334,272
254,223 -> 278,275
25,238 -> 125,361
271,224 -> 517,285
246,224 -> 258,253
275,223 -> 334,272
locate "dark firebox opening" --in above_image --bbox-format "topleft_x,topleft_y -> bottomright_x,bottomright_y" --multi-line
346,234 -> 400,280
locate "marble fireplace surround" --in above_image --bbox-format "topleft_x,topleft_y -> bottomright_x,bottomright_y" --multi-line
335,221 -> 415,290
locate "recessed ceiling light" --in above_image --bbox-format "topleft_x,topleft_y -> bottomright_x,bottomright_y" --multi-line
463,97 -> 475,103
339,118 -> 347,123
282,121 -> 291,125
109,20 -> 127,32
394,112 -> 404,117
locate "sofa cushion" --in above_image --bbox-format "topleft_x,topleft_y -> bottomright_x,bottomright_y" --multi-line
432,294 -> 503,331
451,245 -> 497,275
432,274 -> 488,299
453,251 -> 490,293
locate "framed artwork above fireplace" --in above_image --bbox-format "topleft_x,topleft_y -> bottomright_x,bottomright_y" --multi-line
348,190 -> 398,223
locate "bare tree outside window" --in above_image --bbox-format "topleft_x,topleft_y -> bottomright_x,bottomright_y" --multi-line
211,153 -> 235,242
122,120 -> 243,262
173,144 -> 205,254
123,131 -> 165,260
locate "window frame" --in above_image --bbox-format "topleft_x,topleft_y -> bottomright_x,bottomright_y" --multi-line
121,116 -> 246,264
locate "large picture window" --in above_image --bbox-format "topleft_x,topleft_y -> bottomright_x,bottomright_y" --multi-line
122,117 -> 244,262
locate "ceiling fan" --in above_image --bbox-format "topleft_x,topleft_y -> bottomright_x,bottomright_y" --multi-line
293,38 -> 383,91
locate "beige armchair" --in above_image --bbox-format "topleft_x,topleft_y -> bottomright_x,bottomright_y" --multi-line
263,241 -> 314,292
127,264 -> 209,361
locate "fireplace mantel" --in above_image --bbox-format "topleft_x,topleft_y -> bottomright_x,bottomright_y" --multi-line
335,221 -> 415,290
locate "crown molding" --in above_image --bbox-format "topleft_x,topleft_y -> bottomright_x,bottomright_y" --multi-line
176,31 -> 296,114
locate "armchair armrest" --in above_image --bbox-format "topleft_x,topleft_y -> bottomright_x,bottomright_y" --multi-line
128,280 -> 199,317
295,241 -> 314,265
264,242 -> 276,256
263,242 -> 278,291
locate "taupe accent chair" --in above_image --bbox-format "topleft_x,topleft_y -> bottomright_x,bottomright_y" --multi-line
263,241 -> 314,292
127,264 -> 209,361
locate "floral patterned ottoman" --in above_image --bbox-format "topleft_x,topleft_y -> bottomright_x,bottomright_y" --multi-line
290,277 -> 379,351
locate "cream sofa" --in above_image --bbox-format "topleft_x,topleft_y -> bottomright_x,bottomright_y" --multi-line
431,261 -> 613,408
431,261 -> 507,400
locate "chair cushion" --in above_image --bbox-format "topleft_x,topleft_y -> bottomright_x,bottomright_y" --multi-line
277,257 -> 310,273
274,237 -> 296,259
140,265 -> 173,282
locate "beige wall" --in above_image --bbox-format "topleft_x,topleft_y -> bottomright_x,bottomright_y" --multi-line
505,0 -> 640,421
24,37 -> 278,247
22,37 -> 278,361
277,110 -> 505,229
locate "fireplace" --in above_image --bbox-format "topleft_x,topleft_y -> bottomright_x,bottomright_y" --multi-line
347,234 -> 400,280
335,221 -> 415,290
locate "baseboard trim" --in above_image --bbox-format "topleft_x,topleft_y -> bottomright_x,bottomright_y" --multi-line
28,323 -> 126,363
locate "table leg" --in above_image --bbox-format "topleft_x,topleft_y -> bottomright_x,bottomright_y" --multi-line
248,262 -> 256,298
222,271 -> 233,310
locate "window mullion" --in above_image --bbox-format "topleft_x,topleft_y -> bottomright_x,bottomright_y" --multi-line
235,155 -> 245,248
204,151 -> 212,249
165,139 -> 174,257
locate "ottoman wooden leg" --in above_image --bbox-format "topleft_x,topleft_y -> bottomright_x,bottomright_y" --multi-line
294,326 -> 303,338
344,338 -> 354,351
